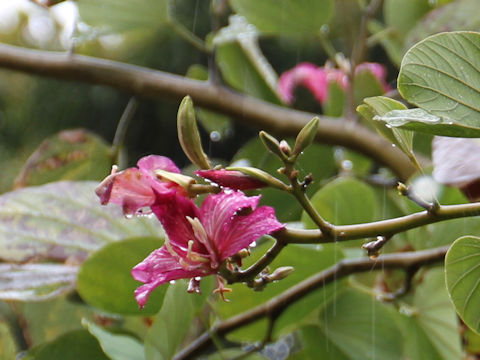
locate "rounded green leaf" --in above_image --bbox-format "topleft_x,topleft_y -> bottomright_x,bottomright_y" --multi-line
398,32 -> 480,136
77,237 -> 166,316
229,0 -> 333,35
302,177 -> 376,228
445,236 -> 480,333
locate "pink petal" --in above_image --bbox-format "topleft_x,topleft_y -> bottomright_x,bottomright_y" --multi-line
151,191 -> 205,254
195,169 -> 267,190
132,246 -> 207,307
137,155 -> 181,175
199,192 -> 284,259
278,63 -> 328,104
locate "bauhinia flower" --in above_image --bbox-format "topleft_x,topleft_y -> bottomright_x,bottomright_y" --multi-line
278,61 -> 390,106
195,169 -> 267,190
131,190 -> 285,307
95,155 -> 186,216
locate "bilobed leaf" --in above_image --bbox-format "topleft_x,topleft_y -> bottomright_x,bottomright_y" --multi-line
398,31 -> 480,137
229,0 -> 333,35
302,177 -> 376,228
0,181 -> 159,263
144,279 -> 211,360
0,264 -> 77,301
402,269 -> 462,359
78,0 -> 169,33
77,237 -> 166,316
83,319 -> 145,360
445,236 -> 480,333
214,16 -> 282,104
14,129 -> 113,188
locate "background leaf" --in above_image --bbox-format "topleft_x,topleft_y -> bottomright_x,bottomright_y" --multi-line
144,279 -> 211,360
0,264 -> 77,301
83,319 -> 145,360
13,129 -> 113,189
77,237 -> 166,316
229,0 -> 333,36
445,235 -> 480,333
0,181 -> 159,263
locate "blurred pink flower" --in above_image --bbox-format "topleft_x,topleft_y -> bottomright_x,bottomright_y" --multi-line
278,61 -> 389,106
95,155 -> 184,217
195,169 -> 267,190
131,190 -> 284,307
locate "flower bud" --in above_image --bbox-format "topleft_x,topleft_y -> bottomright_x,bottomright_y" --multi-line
226,166 -> 288,190
177,96 -> 211,170
293,117 -> 319,156
259,131 -> 286,160
268,266 -> 294,281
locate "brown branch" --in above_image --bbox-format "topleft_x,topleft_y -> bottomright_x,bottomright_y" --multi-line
0,43 -> 415,180
174,246 -> 448,359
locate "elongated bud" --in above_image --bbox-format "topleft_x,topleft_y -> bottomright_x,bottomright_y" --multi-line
279,140 -> 292,156
293,117 -> 319,156
226,166 -> 288,190
268,266 -> 294,281
155,169 -> 196,191
177,96 -> 211,169
259,131 -> 286,160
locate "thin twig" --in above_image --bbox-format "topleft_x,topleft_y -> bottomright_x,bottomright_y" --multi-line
0,42 -> 416,180
174,246 -> 448,359
111,97 -> 138,164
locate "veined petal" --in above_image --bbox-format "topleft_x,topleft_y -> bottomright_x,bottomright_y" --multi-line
137,155 -> 181,175
151,191 -> 206,254
195,169 -> 267,190
132,246 -> 207,307
199,192 -> 284,259
217,205 -> 284,258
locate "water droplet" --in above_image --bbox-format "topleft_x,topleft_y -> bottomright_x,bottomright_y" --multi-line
250,241 -> 257,248
169,280 -> 176,284
341,160 -> 353,170
210,131 -> 221,142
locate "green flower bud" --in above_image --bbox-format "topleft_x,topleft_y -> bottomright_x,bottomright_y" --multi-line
177,96 -> 211,169
259,131 -> 286,160
293,117 -> 319,156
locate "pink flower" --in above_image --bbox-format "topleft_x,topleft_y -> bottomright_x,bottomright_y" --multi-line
278,61 -> 389,106
195,169 -> 267,190
95,155 -> 184,216
131,191 -> 285,307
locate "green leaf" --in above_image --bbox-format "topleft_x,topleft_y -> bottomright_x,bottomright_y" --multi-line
23,330 -> 109,360
14,129 -> 112,188
206,349 -> 266,359
384,0 -> 432,38
0,181 -> 159,263
83,319 -> 145,360
398,31 -> 480,137
359,96 -> 417,167
445,235 -> 480,333
402,269 -> 462,360
229,0 -> 333,35
78,0 -> 169,34
297,289 -> 403,360
144,279 -> 211,360
0,264 -> 77,301
77,237 -> 165,316
302,177 -> 376,228
214,16 -> 282,104
216,241 -> 344,341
